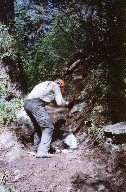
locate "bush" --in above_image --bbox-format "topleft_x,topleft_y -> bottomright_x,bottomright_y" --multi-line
0,97 -> 23,125
0,25 -> 16,58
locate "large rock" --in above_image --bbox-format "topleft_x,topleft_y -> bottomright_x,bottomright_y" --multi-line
103,122 -> 126,144
63,131 -> 78,149
17,107 -> 33,128
16,108 -> 34,143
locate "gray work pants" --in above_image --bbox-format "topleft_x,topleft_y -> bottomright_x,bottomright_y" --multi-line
24,98 -> 54,152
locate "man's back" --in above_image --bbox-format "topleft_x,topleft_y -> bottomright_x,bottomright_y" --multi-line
27,81 -> 54,102
26,81 -> 68,106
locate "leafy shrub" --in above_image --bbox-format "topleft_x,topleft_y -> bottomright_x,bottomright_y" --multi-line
23,10 -> 88,86
0,97 -> 23,125
90,126 -> 105,144
0,25 -> 16,58
1,1 -> 91,87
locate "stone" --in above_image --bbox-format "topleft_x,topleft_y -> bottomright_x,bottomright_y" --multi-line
63,132 -> 78,149
104,142 -> 123,152
70,102 -> 86,113
77,90 -> 86,100
16,107 -> 34,140
103,122 -> 126,144
17,107 -> 33,128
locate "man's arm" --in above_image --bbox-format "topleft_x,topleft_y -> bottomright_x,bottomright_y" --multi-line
52,83 -> 69,106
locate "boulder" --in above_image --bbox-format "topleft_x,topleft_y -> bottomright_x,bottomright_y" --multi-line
63,131 -> 78,149
103,122 -> 126,144
16,108 -> 34,143
17,107 -> 33,128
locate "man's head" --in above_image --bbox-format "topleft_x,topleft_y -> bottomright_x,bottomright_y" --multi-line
54,79 -> 65,93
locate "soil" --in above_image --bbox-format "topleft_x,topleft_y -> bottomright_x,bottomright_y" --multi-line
0,125 -> 126,192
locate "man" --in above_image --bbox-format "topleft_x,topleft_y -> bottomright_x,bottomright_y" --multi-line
24,79 -> 73,158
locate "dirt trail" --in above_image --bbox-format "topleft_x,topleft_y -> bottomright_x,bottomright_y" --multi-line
0,127 -> 126,192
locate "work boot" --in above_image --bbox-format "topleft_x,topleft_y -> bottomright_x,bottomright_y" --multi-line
36,151 -> 55,158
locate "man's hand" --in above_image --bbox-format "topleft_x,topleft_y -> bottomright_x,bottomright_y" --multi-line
67,100 -> 74,110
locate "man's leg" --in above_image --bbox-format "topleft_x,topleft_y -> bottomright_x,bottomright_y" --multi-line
28,130 -> 41,156
24,98 -> 54,157
31,104 -> 54,153
37,123 -> 54,153
24,99 -> 42,152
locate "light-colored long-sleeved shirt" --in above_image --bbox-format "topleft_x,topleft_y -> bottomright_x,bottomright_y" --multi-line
27,81 -> 69,106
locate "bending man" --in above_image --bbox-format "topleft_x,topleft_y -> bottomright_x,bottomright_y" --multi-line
24,79 -> 73,158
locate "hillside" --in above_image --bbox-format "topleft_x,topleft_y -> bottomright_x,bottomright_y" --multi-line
0,60 -> 126,192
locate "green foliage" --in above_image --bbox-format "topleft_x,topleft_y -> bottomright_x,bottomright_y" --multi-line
9,6 -> 88,87
0,25 -> 16,58
5,187 -> 13,192
85,64 -> 110,101
27,5 -> 96,86
1,2 -> 89,87
13,5 -> 40,71
0,182 -> 13,192
90,126 -> 105,144
30,14 -> 83,82
0,86 -> 6,95
0,97 -> 23,125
